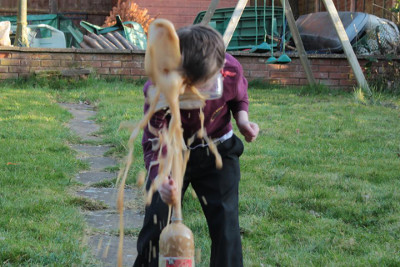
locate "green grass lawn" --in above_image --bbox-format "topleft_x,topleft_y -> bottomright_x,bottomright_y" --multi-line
1,78 -> 399,266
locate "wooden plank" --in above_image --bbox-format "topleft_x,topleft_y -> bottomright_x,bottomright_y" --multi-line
222,0 -> 249,48
200,0 -> 220,26
321,0 -> 371,95
280,0 -> 316,85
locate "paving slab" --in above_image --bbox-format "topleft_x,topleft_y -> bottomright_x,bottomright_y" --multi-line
59,102 -> 95,111
83,157 -> 118,171
68,119 -> 101,141
85,209 -> 144,230
88,234 -> 137,267
62,102 -> 141,265
59,103 -> 101,141
76,188 -> 137,210
76,171 -> 117,185
71,144 -> 112,157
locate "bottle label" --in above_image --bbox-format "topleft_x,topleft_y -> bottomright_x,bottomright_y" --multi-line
159,256 -> 194,267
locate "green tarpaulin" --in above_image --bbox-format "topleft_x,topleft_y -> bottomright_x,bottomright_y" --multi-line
80,15 -> 147,49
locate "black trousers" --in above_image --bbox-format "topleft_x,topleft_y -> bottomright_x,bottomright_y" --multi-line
133,134 -> 244,267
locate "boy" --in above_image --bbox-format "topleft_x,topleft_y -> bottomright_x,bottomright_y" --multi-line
134,24 -> 259,267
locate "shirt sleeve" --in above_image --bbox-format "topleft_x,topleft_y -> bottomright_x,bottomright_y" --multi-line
226,56 -> 249,115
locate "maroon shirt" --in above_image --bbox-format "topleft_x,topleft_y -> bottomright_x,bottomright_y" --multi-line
142,53 -> 248,173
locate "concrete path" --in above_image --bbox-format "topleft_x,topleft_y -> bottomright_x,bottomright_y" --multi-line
60,102 -> 144,267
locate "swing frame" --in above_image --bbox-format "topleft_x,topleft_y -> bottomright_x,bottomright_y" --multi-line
200,0 -> 370,92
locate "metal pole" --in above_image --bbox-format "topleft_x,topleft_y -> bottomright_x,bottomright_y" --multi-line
14,0 -> 29,47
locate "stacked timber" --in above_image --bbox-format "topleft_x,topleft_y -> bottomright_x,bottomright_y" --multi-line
77,31 -> 139,50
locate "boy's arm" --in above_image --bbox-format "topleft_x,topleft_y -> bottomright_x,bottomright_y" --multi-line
234,110 -> 259,143
225,55 -> 259,142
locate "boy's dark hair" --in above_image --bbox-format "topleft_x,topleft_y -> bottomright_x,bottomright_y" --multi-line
177,24 -> 225,86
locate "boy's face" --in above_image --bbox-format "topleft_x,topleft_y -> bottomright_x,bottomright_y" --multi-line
195,70 -> 223,100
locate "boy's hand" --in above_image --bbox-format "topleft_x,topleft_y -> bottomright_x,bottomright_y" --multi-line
235,110 -> 259,142
238,121 -> 259,142
158,177 -> 178,206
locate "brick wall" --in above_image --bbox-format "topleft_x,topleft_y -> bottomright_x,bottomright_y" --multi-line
134,0 -> 241,29
0,47 -> 397,90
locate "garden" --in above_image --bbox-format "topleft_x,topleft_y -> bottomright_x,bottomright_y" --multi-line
0,77 -> 399,266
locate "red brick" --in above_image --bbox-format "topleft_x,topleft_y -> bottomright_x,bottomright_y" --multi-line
242,69 -> 250,77
299,79 -> 309,85
9,66 -> 30,73
20,60 -> 40,67
319,65 -> 341,72
329,72 -> 349,79
41,60 -> 60,67
113,54 -> 132,61
31,54 -> 52,60
60,61 -> 75,67
131,69 -> 145,75
0,59 -> 20,66
0,73 -> 18,79
279,78 -> 300,85
0,53 -> 11,59
102,61 -> 121,68
122,61 -> 142,68
319,79 -> 339,86
110,68 -> 131,75
250,70 -> 268,78
313,59 -> 331,65
89,61 -> 102,68
11,53 -> 22,59
132,55 -> 144,62
278,64 -> 299,72
51,54 -> 74,60
235,57 -> 254,64
314,72 -> 329,79
93,55 -> 111,61
97,68 -> 110,74
335,60 -> 350,66
16,53 -> 32,59
340,79 -> 357,86
265,64 -> 280,70
75,54 -> 94,61
270,71 -> 306,78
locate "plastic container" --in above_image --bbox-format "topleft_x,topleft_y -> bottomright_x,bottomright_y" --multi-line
193,6 -> 284,51
11,24 -> 66,48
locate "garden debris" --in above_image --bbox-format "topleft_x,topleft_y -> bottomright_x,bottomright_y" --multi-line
103,0 -> 155,34
79,15 -> 147,50
294,11 -> 400,55
0,21 -> 11,46
78,31 -> 138,50
353,15 -> 400,55
295,11 -> 369,53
